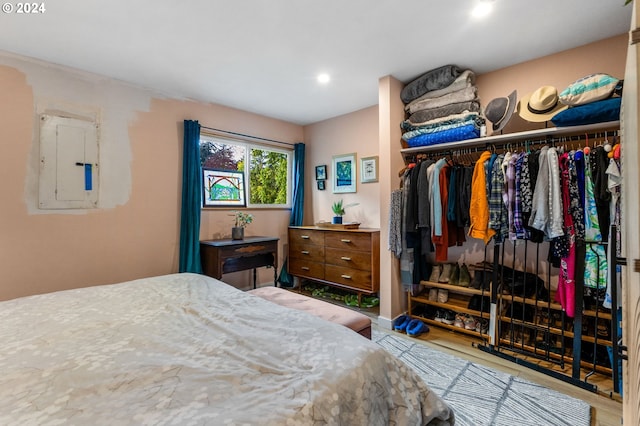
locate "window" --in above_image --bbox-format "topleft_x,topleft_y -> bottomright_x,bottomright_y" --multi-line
199,135 -> 292,208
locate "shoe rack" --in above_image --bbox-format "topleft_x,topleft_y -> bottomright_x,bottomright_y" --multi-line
407,263 -> 492,340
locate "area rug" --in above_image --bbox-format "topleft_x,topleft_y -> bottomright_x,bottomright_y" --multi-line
373,330 -> 591,426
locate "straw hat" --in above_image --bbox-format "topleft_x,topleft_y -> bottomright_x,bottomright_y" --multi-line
518,86 -> 568,122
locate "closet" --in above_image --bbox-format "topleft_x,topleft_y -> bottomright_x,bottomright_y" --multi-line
399,120 -> 622,394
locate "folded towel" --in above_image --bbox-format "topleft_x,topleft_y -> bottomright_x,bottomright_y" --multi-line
404,124 -> 481,148
406,86 -> 478,114
407,101 -> 481,124
405,70 -> 475,109
401,112 -> 480,132
402,116 -> 483,141
401,64 -> 463,104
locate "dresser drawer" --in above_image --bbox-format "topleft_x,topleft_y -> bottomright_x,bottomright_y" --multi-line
325,265 -> 373,292
289,258 -> 324,280
289,244 -> 325,261
289,228 -> 325,246
324,232 -> 372,252
325,247 -> 371,271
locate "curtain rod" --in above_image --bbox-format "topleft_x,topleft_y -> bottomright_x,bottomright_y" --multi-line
200,125 -> 296,147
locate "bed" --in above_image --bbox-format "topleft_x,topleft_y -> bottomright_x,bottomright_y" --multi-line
0,273 -> 454,425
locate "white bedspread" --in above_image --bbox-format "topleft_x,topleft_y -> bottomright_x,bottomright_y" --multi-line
0,273 -> 453,425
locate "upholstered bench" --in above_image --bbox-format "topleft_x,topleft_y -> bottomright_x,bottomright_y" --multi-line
248,286 -> 372,339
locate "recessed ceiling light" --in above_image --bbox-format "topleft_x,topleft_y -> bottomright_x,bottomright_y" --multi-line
317,73 -> 330,84
471,0 -> 493,18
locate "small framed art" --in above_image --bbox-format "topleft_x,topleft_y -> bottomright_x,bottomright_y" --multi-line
317,180 -> 326,190
332,153 -> 356,193
360,156 -> 379,183
202,169 -> 246,207
315,165 -> 327,180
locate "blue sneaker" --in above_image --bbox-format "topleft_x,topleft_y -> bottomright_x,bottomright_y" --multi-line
407,319 -> 429,337
393,315 -> 411,332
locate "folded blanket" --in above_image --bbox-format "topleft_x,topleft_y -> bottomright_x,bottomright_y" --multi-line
405,70 -> 475,109
401,64 -> 463,104
404,124 -> 481,148
406,86 -> 478,114
407,101 -> 481,124
401,112 -> 480,132
402,116 -> 482,141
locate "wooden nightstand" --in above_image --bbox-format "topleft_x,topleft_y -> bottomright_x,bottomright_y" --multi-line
200,236 -> 279,289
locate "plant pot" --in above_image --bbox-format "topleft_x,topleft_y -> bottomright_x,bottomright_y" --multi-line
231,227 -> 244,240
332,216 -> 343,224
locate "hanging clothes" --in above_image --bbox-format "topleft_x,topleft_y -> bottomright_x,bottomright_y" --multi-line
584,152 -> 608,290
555,152 -> 576,317
468,150 -> 495,244
388,189 -> 403,258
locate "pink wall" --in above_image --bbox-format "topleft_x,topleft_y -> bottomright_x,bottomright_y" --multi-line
0,55 -> 302,300
303,106 -> 380,228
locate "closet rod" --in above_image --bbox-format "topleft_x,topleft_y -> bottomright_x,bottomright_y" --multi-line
201,125 -> 296,147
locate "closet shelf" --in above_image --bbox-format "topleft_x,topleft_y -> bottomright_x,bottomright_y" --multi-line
412,294 -> 491,318
497,339 -> 613,376
498,294 -> 612,320
400,120 -> 620,157
499,317 -> 613,347
418,280 -> 488,295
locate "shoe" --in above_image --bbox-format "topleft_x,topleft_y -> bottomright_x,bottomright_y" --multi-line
438,264 -> 452,283
407,319 -> 429,337
428,265 -> 442,282
442,310 -> 456,325
464,314 -> 478,331
458,264 -> 471,287
428,288 -> 438,301
454,313 -> 465,328
434,309 -> 445,322
437,289 -> 449,303
475,318 -> 489,334
393,315 -> 411,332
449,263 -> 460,285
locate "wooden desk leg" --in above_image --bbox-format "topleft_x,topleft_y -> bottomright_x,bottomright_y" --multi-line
253,268 -> 257,289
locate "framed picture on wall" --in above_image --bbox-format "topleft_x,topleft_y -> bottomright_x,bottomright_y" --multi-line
317,180 -> 326,190
332,153 -> 356,193
360,156 -> 379,183
202,169 -> 246,207
315,165 -> 327,180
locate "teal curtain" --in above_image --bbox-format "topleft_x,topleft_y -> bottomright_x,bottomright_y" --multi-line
278,142 -> 304,287
289,142 -> 305,226
179,120 -> 203,273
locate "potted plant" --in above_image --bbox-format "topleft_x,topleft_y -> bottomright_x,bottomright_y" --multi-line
230,211 -> 253,240
331,200 -> 358,224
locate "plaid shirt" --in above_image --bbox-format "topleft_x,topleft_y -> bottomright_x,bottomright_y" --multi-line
488,154 -> 508,243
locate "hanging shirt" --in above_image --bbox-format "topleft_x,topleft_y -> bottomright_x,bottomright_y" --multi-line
468,151 -> 495,244
584,152 -> 608,290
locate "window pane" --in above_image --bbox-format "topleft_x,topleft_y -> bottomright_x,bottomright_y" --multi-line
249,148 -> 289,205
200,140 -> 245,172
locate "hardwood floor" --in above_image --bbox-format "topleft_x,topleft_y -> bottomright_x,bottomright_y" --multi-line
374,324 -> 622,426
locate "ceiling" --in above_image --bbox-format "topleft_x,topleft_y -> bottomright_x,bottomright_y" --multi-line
0,1 -> 632,125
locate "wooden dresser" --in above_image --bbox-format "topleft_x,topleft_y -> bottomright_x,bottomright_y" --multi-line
288,226 -> 380,295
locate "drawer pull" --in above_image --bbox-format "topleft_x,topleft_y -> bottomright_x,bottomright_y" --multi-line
301,235 -> 310,239
341,239 -> 351,243
301,266 -> 310,271
341,274 -> 352,279
301,250 -> 310,255
340,256 -> 352,261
